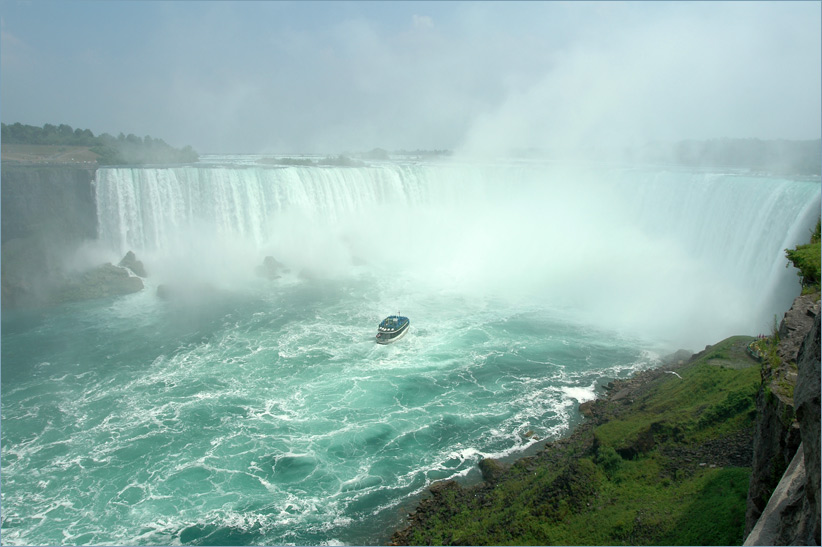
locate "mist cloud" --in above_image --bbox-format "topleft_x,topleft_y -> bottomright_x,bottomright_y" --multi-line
458,2 -> 822,158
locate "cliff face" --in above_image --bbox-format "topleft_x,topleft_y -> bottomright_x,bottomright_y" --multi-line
794,312 -> 821,544
1,165 -> 98,308
1,165 -> 97,244
745,296 -> 821,545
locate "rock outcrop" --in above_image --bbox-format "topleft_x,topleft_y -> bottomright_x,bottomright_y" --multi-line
745,373 -> 802,534
745,298 -> 821,545
794,313 -> 821,545
53,263 -> 144,303
1,167 -> 152,307
744,443 -> 811,546
1,165 -> 98,308
777,294 -> 820,365
478,458 -> 508,483
118,250 -> 147,277
256,255 -> 286,280
1,165 -> 97,246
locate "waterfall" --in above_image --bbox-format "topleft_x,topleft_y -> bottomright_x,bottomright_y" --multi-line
96,164 -> 430,254
94,161 -> 820,348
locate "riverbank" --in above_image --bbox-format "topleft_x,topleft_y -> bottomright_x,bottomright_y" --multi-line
390,335 -> 762,545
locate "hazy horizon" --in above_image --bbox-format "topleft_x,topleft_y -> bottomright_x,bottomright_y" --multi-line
1,1 -> 820,155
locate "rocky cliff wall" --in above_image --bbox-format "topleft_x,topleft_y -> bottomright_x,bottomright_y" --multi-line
745,296 -> 821,545
1,165 -> 98,308
1,165 -> 97,243
794,312 -> 821,544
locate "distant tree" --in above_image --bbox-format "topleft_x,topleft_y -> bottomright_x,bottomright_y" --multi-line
361,148 -> 390,160
14,123 -> 36,144
270,157 -> 316,166
180,145 -> 198,163
3,121 -> 198,165
74,127 -> 95,145
657,138 -> 821,175
89,144 -> 123,165
319,155 -> 365,167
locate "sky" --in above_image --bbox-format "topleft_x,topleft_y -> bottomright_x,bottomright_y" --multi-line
1,1 -> 820,155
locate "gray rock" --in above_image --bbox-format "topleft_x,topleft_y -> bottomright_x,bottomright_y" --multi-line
54,263 -> 144,303
744,445 -> 808,546
478,458 -> 508,483
794,312 -> 821,544
777,294 -> 820,364
118,250 -> 147,277
746,300 -> 821,544
1,166 -> 97,309
661,349 -> 693,366
256,255 -> 285,280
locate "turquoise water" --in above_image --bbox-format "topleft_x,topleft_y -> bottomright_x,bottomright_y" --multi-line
1,273 -> 652,545
2,160 -> 819,545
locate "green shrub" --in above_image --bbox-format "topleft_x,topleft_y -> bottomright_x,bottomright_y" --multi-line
785,218 -> 821,291
697,388 -> 755,428
596,445 -> 623,477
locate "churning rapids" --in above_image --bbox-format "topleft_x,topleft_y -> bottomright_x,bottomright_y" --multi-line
2,157 -> 819,545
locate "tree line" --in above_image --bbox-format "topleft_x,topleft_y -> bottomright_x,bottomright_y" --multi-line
1,122 -> 199,165
637,138 -> 821,176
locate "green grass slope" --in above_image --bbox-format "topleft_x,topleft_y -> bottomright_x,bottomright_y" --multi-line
393,336 -> 760,546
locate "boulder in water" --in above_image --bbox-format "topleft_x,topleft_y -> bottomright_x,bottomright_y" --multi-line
53,263 -> 144,303
118,251 -> 147,277
256,256 -> 286,280
156,284 -> 172,300
478,458 -> 509,483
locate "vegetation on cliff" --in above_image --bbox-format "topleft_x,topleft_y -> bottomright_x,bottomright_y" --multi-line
1,122 -> 198,165
785,218 -> 821,293
392,337 -> 760,546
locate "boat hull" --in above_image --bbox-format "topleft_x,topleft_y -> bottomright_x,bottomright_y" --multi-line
375,324 -> 408,344
375,317 -> 410,344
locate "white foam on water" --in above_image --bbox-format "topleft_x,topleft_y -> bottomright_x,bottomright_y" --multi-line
561,385 -> 598,404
